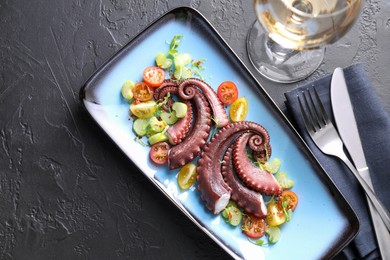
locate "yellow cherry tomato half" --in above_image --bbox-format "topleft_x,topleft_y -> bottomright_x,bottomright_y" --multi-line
130,100 -> 156,119
229,97 -> 248,122
177,163 -> 198,190
266,200 -> 286,226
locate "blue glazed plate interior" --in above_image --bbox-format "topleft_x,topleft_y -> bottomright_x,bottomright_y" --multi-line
80,7 -> 358,260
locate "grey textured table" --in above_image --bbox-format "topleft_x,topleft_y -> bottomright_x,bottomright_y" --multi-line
1,0 -> 389,259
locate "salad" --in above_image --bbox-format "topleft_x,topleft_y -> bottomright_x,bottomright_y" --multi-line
120,35 -> 298,246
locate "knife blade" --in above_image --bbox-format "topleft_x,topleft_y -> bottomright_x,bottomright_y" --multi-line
330,68 -> 368,174
330,67 -> 390,259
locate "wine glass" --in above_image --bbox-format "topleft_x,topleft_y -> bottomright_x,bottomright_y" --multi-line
247,0 -> 362,83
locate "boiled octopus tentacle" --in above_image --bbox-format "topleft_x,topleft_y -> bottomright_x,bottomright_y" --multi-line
233,133 -> 282,196
167,101 -> 192,145
153,82 -> 192,145
154,80 -> 178,112
197,132 -> 236,214
168,87 -> 211,170
177,78 -> 229,127
154,79 -> 178,97
221,146 -> 267,218
197,121 -> 270,214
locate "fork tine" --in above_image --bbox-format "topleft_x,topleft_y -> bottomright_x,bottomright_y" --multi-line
306,88 -> 324,129
297,94 -> 315,133
313,87 -> 329,124
302,90 -> 320,131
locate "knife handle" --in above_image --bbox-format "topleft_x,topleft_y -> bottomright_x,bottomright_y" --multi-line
341,155 -> 390,232
359,169 -> 390,259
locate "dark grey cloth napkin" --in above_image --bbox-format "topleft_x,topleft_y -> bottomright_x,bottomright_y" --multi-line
284,64 -> 390,259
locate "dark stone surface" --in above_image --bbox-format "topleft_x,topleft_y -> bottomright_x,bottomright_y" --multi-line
0,0 -> 389,259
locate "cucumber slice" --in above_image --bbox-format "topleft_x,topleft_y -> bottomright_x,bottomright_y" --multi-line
173,65 -> 192,80
160,110 -> 179,125
121,80 -> 135,100
228,207 -> 243,226
221,204 -> 243,227
148,132 -> 168,145
174,53 -> 191,67
172,102 -> 187,118
264,158 -> 281,174
156,52 -> 172,69
148,116 -> 168,134
133,118 -> 148,136
222,200 -> 238,220
275,172 -> 294,189
266,226 -> 281,244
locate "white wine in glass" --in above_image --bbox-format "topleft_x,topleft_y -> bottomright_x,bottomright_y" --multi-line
247,0 -> 362,83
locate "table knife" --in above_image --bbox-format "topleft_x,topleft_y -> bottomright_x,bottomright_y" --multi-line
330,67 -> 390,259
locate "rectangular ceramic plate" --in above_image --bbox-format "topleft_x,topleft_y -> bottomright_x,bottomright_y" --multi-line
79,7 -> 358,260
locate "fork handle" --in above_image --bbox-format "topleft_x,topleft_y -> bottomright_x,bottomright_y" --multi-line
360,169 -> 390,259
342,156 -> 390,232
366,195 -> 390,259
358,168 -> 390,260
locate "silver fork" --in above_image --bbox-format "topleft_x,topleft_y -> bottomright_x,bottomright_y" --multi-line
297,88 -> 390,232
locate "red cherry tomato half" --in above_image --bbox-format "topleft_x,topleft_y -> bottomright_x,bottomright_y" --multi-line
149,142 -> 170,165
132,82 -> 154,102
143,66 -> 166,88
277,190 -> 298,211
217,81 -> 239,105
241,213 -> 266,239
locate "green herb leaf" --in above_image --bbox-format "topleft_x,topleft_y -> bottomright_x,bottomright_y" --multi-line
281,200 -> 293,222
169,35 -> 183,51
248,238 -> 268,246
221,207 -> 230,221
192,67 -> 204,80
168,49 -> 178,57
134,136 -> 148,146
191,58 -> 206,70
191,59 -> 206,80
156,92 -> 171,109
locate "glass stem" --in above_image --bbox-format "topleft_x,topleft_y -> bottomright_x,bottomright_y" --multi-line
264,36 -> 299,65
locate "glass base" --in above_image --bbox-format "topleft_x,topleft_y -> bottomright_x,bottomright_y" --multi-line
247,21 -> 325,83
